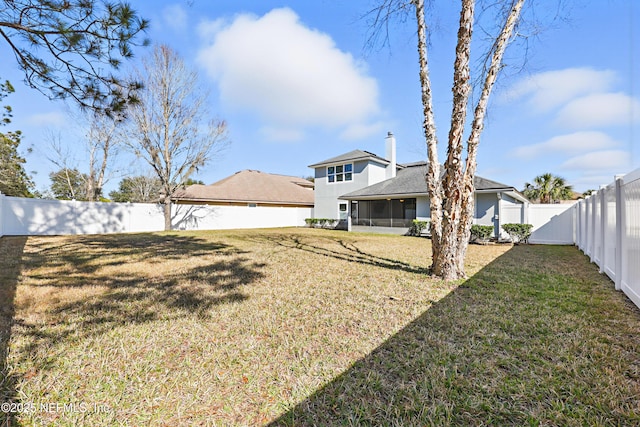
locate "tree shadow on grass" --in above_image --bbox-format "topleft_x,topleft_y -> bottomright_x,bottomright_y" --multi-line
5,233 -> 266,399
269,245 -> 640,426
248,233 -> 430,275
0,236 -> 28,427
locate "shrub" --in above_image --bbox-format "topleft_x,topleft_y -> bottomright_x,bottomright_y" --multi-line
470,225 -> 494,242
407,220 -> 429,236
304,218 -> 337,229
502,223 -> 533,244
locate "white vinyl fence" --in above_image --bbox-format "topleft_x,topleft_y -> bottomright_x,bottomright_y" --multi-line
500,203 -> 576,244
576,168 -> 640,309
0,194 -> 312,237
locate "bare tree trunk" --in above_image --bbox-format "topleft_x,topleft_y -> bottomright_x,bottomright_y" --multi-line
413,0 -> 526,280
414,0 -> 443,267
428,0 -> 475,280
124,45 -> 228,228
456,0 -> 525,273
86,143 -> 98,201
63,168 -> 77,200
163,196 -> 172,231
85,114 -> 120,201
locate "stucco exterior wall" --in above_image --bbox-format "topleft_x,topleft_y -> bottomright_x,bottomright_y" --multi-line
416,197 -> 430,220
313,160 -> 387,218
475,193 -> 496,225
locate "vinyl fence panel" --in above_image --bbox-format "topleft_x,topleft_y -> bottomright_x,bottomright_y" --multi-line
573,168 -> 640,310
0,196 -> 312,236
527,204 -> 576,245
621,169 -> 640,308
602,183 -> 617,281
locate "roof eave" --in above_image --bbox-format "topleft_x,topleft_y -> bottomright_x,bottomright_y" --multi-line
340,192 -> 426,200
308,156 -> 390,169
173,197 -> 313,206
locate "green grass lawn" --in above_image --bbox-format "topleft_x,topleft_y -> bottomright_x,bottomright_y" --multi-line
1,228 -> 639,426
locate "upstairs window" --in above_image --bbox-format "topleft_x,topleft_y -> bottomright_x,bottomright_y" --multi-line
328,163 -> 353,183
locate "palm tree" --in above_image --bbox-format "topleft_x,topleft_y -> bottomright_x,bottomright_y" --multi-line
523,173 -> 573,204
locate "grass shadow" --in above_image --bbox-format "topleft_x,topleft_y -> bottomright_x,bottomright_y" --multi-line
0,236 -> 28,427
7,233 -> 266,388
248,233 -> 430,275
270,245 -> 640,426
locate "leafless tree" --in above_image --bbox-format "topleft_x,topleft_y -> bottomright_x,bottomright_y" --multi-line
45,131 -> 86,200
124,45 -> 228,230
367,0 -> 527,280
84,112 -> 122,201
45,112 -> 122,201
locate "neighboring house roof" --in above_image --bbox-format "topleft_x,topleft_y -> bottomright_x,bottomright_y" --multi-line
308,149 -> 391,168
173,170 -> 314,206
339,163 -> 528,202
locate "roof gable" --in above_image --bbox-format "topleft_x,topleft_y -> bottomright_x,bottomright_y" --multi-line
308,150 -> 389,168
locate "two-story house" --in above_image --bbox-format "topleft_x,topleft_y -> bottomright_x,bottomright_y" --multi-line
309,132 -> 528,235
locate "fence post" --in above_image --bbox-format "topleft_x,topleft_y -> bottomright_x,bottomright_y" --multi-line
571,203 -> 579,245
577,200 -> 583,249
598,187 -> 606,273
591,194 -> 597,262
0,191 -> 4,237
615,176 -> 624,291
585,197 -> 591,257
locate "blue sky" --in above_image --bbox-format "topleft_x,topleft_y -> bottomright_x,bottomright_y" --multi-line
2,0 -> 639,195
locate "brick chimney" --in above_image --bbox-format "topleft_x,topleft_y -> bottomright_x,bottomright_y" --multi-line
385,131 -> 397,179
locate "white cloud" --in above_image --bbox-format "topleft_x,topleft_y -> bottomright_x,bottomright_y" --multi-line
196,8 -> 381,135
26,111 -> 66,127
339,122 -> 385,141
560,150 -> 631,171
504,68 -> 616,111
260,127 -> 305,142
556,92 -> 640,128
162,4 -> 188,33
512,131 -> 619,158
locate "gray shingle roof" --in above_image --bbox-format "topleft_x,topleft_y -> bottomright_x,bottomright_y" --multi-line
308,150 -> 389,168
340,163 -> 520,199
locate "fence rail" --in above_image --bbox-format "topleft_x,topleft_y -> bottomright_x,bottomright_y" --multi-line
576,168 -> 640,309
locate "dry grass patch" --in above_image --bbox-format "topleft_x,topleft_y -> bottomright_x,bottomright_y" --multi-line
1,230 -> 638,426
1,228 -> 505,425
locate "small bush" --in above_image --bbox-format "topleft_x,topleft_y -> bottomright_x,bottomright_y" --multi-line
502,223 -> 533,244
470,225 -> 494,242
407,220 -> 429,237
304,218 -> 337,229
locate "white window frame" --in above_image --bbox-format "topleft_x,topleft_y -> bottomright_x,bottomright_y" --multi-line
327,163 -> 353,183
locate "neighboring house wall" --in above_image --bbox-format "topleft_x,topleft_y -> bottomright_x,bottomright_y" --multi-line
314,160 -> 386,218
